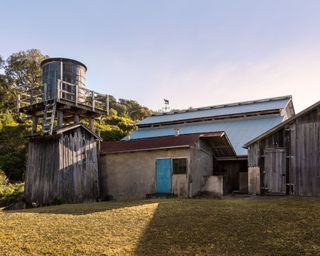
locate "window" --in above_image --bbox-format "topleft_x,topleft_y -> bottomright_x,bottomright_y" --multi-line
172,158 -> 187,174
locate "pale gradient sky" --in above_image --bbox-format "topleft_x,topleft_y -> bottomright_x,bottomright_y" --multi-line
2,0 -> 320,112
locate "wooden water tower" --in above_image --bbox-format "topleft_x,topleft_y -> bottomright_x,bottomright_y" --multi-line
19,58 -> 108,205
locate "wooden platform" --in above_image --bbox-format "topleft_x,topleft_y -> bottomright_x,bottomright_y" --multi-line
19,99 -> 107,119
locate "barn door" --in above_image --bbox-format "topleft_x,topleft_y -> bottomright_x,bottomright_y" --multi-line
264,148 -> 286,194
156,159 -> 172,193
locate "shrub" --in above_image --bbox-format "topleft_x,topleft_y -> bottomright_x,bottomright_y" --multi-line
0,170 -> 24,206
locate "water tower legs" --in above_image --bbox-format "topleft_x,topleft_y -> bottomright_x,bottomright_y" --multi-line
57,111 -> 64,128
89,118 -> 95,132
74,114 -> 80,124
31,116 -> 38,135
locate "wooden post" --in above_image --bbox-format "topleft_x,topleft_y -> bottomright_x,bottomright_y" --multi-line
75,85 -> 78,106
97,129 -> 101,153
74,115 -> 80,124
31,116 -> 39,135
74,114 -> 80,124
57,111 -> 64,127
89,118 -> 95,132
92,91 -> 95,111
56,80 -> 60,101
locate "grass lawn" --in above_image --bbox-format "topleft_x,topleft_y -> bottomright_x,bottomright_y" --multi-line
0,197 -> 320,255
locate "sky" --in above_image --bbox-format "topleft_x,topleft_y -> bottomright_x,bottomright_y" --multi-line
1,0 -> 320,112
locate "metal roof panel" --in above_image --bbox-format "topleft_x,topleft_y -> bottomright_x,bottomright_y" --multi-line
128,115 -> 284,156
138,97 -> 290,125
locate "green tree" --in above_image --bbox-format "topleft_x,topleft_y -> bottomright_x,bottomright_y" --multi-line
4,49 -> 46,89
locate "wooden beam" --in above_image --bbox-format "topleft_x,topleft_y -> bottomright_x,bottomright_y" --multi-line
57,111 -> 64,127
89,118 -> 95,132
74,115 -> 80,124
31,116 -> 39,135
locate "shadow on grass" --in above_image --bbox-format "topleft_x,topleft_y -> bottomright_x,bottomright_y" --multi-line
134,198 -> 320,256
135,199 -> 226,255
6,200 -> 153,215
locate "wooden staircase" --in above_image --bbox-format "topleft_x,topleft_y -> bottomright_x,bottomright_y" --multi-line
41,99 -> 56,135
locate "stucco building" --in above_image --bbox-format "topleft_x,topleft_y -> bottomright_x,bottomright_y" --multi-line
100,96 -> 294,199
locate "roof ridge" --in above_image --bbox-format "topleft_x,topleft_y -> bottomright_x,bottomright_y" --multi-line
151,95 -> 292,117
120,131 -> 225,142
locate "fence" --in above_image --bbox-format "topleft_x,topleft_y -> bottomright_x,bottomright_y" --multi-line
18,80 -> 107,112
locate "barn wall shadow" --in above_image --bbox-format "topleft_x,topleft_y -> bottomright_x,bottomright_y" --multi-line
134,199 -> 220,256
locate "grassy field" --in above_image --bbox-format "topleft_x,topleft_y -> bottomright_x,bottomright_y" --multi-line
0,197 -> 320,256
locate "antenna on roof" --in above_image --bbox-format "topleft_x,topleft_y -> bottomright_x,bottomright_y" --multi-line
163,99 -> 170,113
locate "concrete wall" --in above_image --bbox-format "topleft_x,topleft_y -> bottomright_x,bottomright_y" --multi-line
189,140 -> 213,196
201,176 -> 224,197
100,148 -> 190,200
248,167 -> 260,195
172,174 -> 188,196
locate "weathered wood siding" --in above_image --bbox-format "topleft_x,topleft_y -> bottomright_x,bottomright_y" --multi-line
248,106 -> 320,196
290,121 -> 320,196
264,148 -> 286,194
25,127 -> 99,205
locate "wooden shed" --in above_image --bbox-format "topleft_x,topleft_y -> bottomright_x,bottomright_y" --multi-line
25,124 -> 100,205
244,100 -> 320,196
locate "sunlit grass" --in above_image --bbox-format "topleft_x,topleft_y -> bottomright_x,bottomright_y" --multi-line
1,197 -> 320,255
0,201 -> 159,255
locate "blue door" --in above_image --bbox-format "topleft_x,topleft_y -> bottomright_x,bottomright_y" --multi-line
156,159 -> 172,193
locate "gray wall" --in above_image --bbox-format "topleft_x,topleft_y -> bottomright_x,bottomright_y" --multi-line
189,140 -> 213,196
25,127 -> 99,205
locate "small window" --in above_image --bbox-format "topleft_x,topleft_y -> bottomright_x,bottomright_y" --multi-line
172,158 -> 187,174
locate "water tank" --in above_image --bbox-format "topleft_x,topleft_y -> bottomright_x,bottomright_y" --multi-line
41,58 -> 87,101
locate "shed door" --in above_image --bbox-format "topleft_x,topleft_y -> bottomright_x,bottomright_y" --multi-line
156,159 -> 172,193
264,148 -> 286,194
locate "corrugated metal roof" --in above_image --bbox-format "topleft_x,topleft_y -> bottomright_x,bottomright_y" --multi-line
244,99 -> 320,148
128,115 -> 284,156
101,132 -> 225,154
138,96 -> 291,125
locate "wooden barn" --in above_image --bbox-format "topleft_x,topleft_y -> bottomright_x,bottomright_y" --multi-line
244,100 -> 320,196
19,57 -> 107,205
100,96 -> 295,199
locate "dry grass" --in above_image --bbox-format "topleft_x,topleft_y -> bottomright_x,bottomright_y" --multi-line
0,197 -> 320,255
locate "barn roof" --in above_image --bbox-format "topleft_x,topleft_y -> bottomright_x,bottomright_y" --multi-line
101,132 -> 235,158
27,123 -> 101,140
138,95 -> 292,126
127,115 -> 284,156
243,100 -> 320,148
